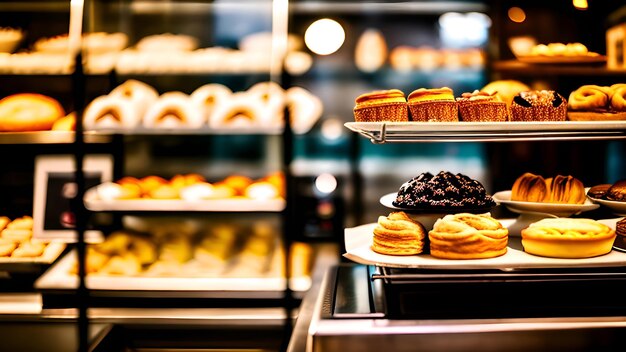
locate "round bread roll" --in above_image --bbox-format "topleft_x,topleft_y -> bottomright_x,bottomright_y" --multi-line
428,213 -> 508,259
482,80 -> 531,108
0,94 -> 65,132
521,218 -> 615,258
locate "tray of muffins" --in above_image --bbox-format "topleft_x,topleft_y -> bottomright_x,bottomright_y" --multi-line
344,171 -> 626,269
347,83 -> 626,142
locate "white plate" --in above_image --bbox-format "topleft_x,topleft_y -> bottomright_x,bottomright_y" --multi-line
84,187 -> 285,212
346,121 -> 626,133
344,221 -> 625,270
492,190 -> 599,217
588,196 -> 626,216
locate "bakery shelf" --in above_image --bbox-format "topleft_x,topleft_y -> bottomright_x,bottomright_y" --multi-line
290,1 -> 487,14
86,126 -> 284,136
492,60 -> 626,76
84,188 -> 286,213
0,131 -> 112,144
345,121 -> 626,143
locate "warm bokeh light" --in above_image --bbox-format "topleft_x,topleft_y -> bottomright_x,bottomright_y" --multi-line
573,0 -> 588,10
508,7 -> 526,23
315,173 -> 337,194
304,18 -> 345,55
320,118 -> 344,141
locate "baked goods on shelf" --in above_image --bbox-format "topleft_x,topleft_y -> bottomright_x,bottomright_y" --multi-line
135,33 -> 198,52
388,46 -> 484,72
428,213 -> 508,259
353,89 -> 408,122
0,27 -> 23,53
34,32 -> 128,55
567,84 -> 626,121
481,80 -> 531,109
456,90 -> 508,122
355,29 -> 388,73
510,90 -> 567,121
143,92 -> 205,128
527,42 -> 599,58
407,87 -> 458,122
190,84 -> 233,124
371,211 -> 426,255
286,86 -> 323,134
0,216 -> 51,258
0,93 -> 65,132
521,218 -> 615,258
606,180 -> 626,202
511,172 -> 586,204
392,171 -> 495,211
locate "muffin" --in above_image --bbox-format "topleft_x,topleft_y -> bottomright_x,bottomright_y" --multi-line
428,213 -> 508,259
606,180 -> 626,202
481,80 -> 530,109
353,89 -> 408,122
407,87 -> 458,122
510,90 -> 567,121
614,218 -> 626,251
521,218 -> 615,258
457,90 -> 508,122
392,171 -> 495,211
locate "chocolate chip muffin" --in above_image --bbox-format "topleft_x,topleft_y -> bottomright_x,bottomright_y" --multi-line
393,171 -> 495,211
510,90 -> 567,121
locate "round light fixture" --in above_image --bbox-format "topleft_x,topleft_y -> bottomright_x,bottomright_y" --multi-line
305,18 -> 345,55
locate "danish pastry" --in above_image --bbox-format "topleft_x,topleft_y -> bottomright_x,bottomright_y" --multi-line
407,87 -> 457,122
521,218 -> 615,258
371,211 -> 426,256
353,89 -> 408,122
428,213 -> 508,259
143,92 -> 205,128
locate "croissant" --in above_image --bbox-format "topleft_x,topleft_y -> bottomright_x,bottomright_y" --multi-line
511,173 -> 585,204
371,211 -> 425,256
511,172 -> 548,202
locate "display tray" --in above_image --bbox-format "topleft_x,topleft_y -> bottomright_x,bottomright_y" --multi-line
344,121 -> 626,142
344,219 -> 624,270
35,250 -> 311,295
0,242 -> 66,270
516,55 -> 607,64
84,188 -> 286,212
493,190 -> 599,217
84,126 -> 284,136
588,196 -> 626,216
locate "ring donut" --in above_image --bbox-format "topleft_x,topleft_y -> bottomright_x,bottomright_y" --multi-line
84,95 -> 141,130
568,85 -> 610,110
247,81 -> 285,123
209,92 -> 265,128
611,86 -> 626,111
190,83 -> 232,122
0,93 -> 65,132
109,79 -> 159,117
143,92 -> 204,128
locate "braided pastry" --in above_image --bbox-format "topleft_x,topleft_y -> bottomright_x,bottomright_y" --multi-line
521,218 -> 615,258
511,173 -> 585,204
567,85 -> 610,111
371,211 -> 425,256
428,213 -> 508,259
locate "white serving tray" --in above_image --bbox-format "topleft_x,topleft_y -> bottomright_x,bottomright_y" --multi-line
84,187 -> 286,212
346,121 -> 626,133
344,219 -> 625,270
35,250 -> 311,293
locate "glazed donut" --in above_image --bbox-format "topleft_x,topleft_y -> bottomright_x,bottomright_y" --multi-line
109,79 -> 159,117
611,86 -> 626,111
286,87 -> 323,134
190,84 -> 232,122
143,92 -> 204,128
568,85 -> 611,110
0,94 -> 65,132
209,92 -> 265,128
84,95 -> 141,130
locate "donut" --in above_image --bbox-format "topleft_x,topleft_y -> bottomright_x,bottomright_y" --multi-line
190,84 -> 232,122
209,92 -> 265,128
0,94 -> 65,132
568,85 -> 611,110
84,95 -> 141,130
286,87 -> 323,134
109,79 -> 159,117
611,86 -> 626,111
143,92 -> 204,128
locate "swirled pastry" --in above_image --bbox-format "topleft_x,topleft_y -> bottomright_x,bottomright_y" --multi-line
428,213 -> 508,259
568,85 -> 611,111
521,218 -> 615,258
371,211 -> 425,256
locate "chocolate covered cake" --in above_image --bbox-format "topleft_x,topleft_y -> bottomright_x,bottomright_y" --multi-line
393,171 -> 495,210
612,217 -> 626,251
